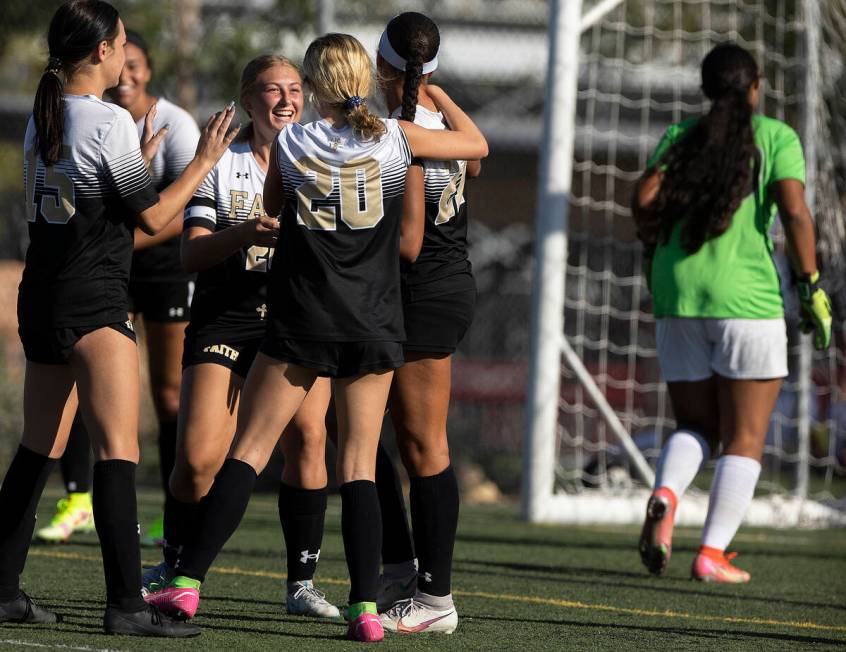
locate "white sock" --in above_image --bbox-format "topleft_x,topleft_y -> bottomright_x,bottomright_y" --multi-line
654,430 -> 711,499
414,590 -> 454,610
701,454 -> 761,550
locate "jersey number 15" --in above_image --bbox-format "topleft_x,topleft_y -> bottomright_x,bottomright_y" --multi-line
25,146 -> 76,224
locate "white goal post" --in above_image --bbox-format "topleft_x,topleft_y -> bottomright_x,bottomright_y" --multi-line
523,0 -> 846,528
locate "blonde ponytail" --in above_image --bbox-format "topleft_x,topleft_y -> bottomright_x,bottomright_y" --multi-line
303,33 -> 386,141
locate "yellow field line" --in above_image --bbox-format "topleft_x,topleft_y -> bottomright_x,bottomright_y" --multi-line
29,550 -> 846,634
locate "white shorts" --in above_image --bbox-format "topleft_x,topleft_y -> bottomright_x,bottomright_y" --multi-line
656,318 -> 788,382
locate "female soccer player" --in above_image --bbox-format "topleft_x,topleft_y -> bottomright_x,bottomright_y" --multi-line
140,54 -> 339,619
0,0 -> 236,635
633,43 -> 831,583
145,33 -> 486,642
37,29 -> 200,546
370,12 -> 480,634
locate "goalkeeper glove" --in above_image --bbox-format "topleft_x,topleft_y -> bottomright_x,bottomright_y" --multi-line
796,271 -> 832,350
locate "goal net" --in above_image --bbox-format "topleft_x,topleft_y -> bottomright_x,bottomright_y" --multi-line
529,0 -> 846,527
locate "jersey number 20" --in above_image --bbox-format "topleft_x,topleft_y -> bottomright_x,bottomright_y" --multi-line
25,146 -> 76,224
294,156 -> 384,230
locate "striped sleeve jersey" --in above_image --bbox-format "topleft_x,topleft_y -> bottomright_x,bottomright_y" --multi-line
20,94 -> 158,328
269,118 -> 412,341
391,105 -> 473,293
182,140 -> 271,343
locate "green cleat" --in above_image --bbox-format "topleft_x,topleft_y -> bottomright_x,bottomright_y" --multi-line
35,493 -> 95,543
141,514 -> 165,548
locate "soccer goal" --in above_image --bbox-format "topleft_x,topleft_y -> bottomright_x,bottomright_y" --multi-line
523,0 -> 846,528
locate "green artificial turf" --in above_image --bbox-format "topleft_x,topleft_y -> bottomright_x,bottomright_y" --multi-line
2,488 -> 844,651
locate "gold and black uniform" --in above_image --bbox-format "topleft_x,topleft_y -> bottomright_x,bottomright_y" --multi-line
19,94 -> 158,363
391,105 -> 476,353
262,118 -> 413,377
180,140 -> 271,376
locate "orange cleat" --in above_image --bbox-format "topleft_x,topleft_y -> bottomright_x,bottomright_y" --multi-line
691,546 -> 750,583
638,487 -> 677,575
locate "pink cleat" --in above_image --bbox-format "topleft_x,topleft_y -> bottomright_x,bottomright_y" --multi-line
638,487 -> 677,575
691,547 -> 751,584
143,585 -> 200,619
347,613 -> 384,642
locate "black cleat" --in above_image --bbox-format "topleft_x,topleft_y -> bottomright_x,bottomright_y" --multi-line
104,604 -> 200,637
0,591 -> 62,624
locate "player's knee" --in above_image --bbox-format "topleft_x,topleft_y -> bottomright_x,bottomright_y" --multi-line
152,383 -> 181,421
299,426 -> 327,462
398,433 -> 450,476
174,453 -> 221,501
723,429 -> 765,459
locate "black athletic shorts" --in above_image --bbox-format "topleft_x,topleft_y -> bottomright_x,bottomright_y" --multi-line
128,279 -> 194,322
19,320 -> 137,365
182,335 -> 261,379
260,338 -> 404,379
402,283 -> 476,354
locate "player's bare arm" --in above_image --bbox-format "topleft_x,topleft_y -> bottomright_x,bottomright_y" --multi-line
771,178 -> 817,277
399,164 -> 425,262
181,217 -> 278,273
137,104 -> 239,235
400,85 -> 488,161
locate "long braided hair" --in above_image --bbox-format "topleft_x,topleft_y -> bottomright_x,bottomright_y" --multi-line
382,12 -> 440,122
648,43 -> 761,253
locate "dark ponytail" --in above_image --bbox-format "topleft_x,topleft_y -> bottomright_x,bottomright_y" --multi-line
647,43 -> 760,253
34,0 -> 120,165
383,12 -> 439,123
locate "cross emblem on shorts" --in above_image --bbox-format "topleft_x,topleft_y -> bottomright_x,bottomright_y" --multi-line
256,303 -> 267,319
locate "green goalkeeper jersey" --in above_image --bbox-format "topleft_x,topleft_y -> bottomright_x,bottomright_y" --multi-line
647,114 -> 805,319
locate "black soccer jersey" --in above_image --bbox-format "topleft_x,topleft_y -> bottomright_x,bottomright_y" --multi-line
391,105 -> 473,292
270,119 -> 412,342
19,94 -> 159,329
183,140 -> 270,343
128,98 -> 200,282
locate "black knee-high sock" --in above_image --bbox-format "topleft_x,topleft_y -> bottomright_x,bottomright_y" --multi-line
410,466 -> 459,597
60,415 -> 91,493
92,460 -> 145,611
157,420 -> 178,501
340,480 -> 381,604
375,442 -> 414,565
175,459 -> 256,583
0,445 -> 56,600
278,483 -> 327,583
163,493 -> 200,568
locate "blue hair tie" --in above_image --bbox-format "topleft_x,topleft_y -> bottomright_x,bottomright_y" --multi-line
343,95 -> 365,111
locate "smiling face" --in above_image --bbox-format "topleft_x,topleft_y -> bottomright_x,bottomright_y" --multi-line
108,41 -> 151,109
242,63 -> 304,141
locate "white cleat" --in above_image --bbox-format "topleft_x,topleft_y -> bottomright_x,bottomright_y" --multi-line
376,570 -> 417,613
286,580 -> 341,619
380,597 -> 458,634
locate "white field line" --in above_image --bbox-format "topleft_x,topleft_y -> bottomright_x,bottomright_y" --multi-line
0,641 -> 121,652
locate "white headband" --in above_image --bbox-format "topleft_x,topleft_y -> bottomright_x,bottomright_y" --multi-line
378,28 -> 439,75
